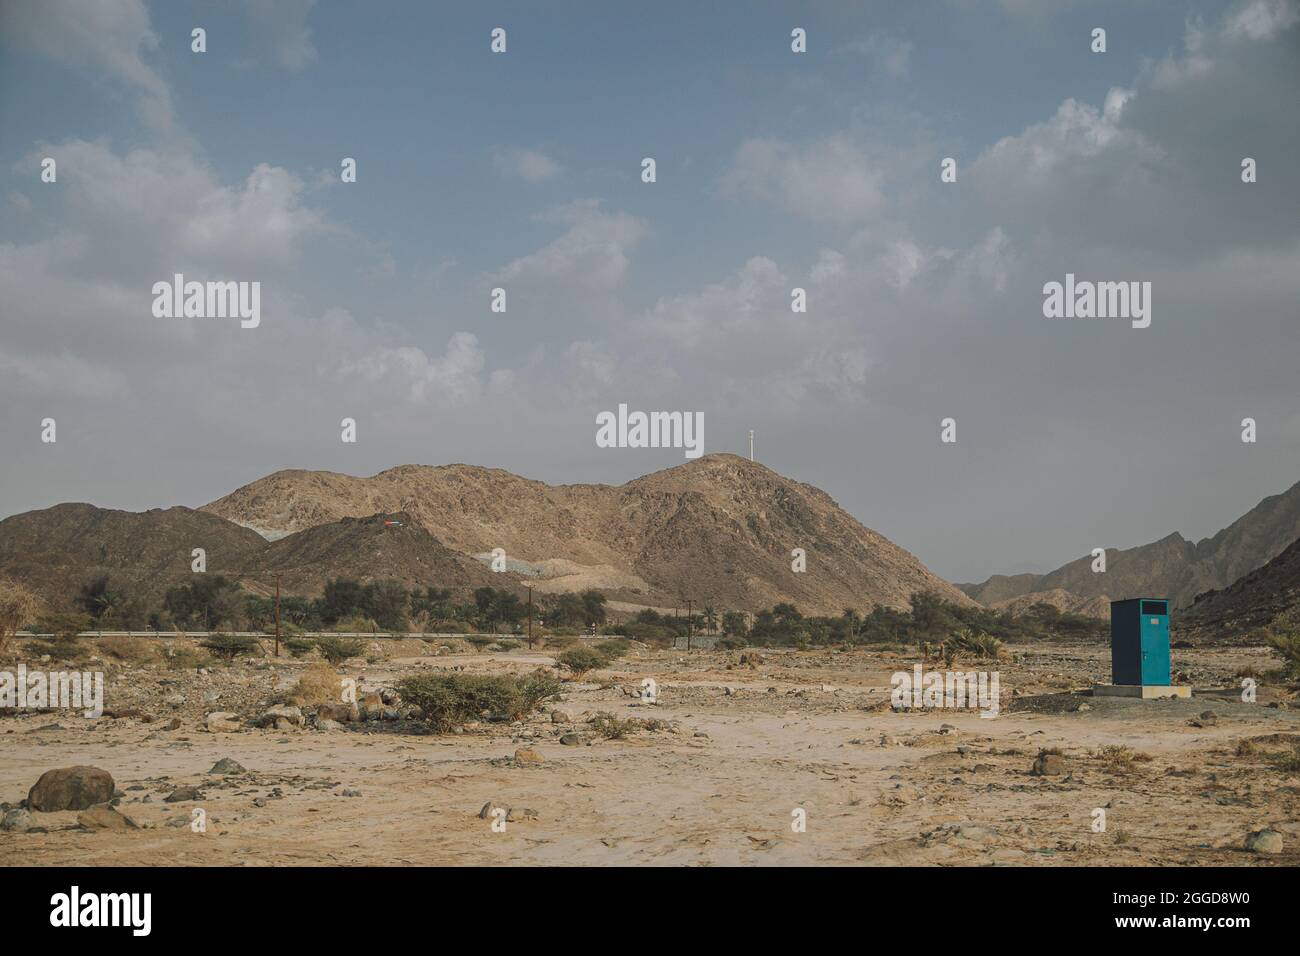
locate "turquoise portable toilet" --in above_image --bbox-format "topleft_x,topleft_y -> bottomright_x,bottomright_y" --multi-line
1110,598 -> 1170,686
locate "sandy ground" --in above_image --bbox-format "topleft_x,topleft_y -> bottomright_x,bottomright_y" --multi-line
2,640 -> 1298,866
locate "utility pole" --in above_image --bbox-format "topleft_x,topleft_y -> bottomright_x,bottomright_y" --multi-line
686,599 -> 693,651
749,430 -> 754,462
274,573 -> 281,658
526,585 -> 533,650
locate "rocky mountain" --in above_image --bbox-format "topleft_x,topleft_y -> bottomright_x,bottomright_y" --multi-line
1177,534 -> 1300,641
250,512 -> 506,598
0,503 -> 267,609
201,454 -> 971,615
959,479 -> 1300,612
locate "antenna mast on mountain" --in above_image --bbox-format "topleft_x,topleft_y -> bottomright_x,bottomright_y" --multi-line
749,430 -> 754,462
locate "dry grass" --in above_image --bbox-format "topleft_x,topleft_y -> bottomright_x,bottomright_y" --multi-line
96,635 -> 158,663
290,663 -> 343,706
1093,745 -> 1153,774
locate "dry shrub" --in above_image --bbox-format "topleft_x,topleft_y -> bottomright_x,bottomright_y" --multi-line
291,663 -> 343,706
1093,745 -> 1153,774
96,635 -> 158,663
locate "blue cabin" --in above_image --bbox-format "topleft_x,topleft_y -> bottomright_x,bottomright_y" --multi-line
1109,598 -> 1171,686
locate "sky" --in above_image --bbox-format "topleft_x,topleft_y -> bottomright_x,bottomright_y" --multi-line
0,0 -> 1297,583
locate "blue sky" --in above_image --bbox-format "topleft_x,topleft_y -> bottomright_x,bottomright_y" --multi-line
2,0 -> 1297,583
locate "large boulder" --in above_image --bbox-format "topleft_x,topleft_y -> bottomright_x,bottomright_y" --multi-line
28,766 -> 116,812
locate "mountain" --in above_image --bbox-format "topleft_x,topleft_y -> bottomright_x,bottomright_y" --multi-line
202,454 -> 971,614
250,512 -> 506,598
1177,534 -> 1300,641
0,503 -> 267,609
958,479 -> 1300,611
989,588 -> 1112,620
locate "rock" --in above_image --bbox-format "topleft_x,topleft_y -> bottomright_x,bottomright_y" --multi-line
316,702 -> 359,723
205,712 -> 243,733
28,766 -> 116,812
261,704 -> 303,727
1244,829 -> 1283,855
1031,752 -> 1067,776
723,686 -> 736,696
1,808 -> 33,832
77,805 -> 140,831
164,786 -> 202,803
208,758 -> 246,775
514,747 -> 544,765
550,710 -> 572,724
559,733 -> 584,746
316,718 -> 344,732
478,801 -> 500,819
161,718 -> 182,731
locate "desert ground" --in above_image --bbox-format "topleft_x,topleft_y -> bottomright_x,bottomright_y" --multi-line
2,637 -> 1298,866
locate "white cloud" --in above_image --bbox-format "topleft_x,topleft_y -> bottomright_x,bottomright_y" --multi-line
1224,0 -> 1299,40
722,136 -> 887,224
493,147 -> 562,182
837,32 -> 913,78
241,0 -> 319,72
0,0 -> 173,130
492,200 -> 646,291
336,332 -> 489,406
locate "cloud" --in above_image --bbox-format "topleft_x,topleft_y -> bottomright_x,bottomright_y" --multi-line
0,0 -> 173,130
334,332 -> 490,406
491,200 -> 646,291
241,0 -> 319,72
19,141 -> 331,275
836,32 -> 913,78
721,135 -> 887,224
493,147 -> 562,182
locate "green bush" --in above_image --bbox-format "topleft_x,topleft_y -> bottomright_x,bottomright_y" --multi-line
594,638 -> 630,660
590,712 -> 637,739
315,636 -> 365,664
466,635 -> 495,652
199,633 -> 260,659
284,638 -> 315,658
397,670 -> 562,732
556,646 -> 607,676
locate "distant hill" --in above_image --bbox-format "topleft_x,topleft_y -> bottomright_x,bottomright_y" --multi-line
959,479 -> 1300,612
249,512 -> 506,598
201,454 -> 971,615
1177,534 -> 1300,641
0,503 -> 266,609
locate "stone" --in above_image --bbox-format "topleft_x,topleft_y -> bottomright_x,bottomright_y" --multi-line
514,747 -> 544,765
316,702 -> 359,723
550,710 -> 572,724
28,766 -> 116,812
1,808 -> 33,832
208,758 -> 246,775
559,732 -> 584,746
261,704 -> 303,727
205,712 -> 243,733
1244,829 -> 1283,855
164,786 -> 202,803
317,718 -> 344,732
77,805 -> 140,831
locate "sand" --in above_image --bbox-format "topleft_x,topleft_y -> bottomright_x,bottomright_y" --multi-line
2,640 -> 1298,866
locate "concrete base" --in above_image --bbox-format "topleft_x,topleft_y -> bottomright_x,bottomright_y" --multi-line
1092,683 -> 1192,700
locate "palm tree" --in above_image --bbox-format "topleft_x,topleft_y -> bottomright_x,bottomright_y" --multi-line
703,606 -> 718,635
